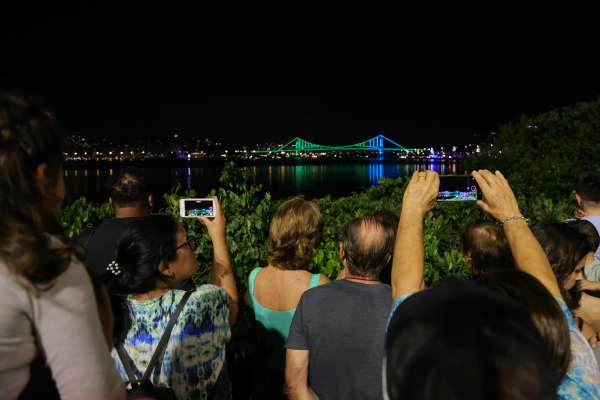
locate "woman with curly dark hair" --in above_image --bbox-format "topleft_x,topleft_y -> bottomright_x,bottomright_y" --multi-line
0,92 -> 125,399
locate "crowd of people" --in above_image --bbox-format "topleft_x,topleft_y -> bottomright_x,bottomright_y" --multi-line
1,91 -> 600,400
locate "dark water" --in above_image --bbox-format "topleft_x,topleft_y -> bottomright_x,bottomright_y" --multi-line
64,162 -> 461,204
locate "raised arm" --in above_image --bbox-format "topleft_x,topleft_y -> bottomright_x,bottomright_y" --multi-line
199,197 -> 239,326
391,171 -> 439,300
472,170 -> 561,297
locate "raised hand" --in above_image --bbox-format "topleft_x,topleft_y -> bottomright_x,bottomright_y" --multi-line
472,170 -> 521,221
197,197 -> 226,240
401,170 -> 440,217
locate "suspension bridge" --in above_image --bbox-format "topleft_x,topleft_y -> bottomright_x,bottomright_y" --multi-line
254,134 -> 432,155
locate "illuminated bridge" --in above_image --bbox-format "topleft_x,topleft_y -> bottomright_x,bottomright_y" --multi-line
255,134 -> 432,155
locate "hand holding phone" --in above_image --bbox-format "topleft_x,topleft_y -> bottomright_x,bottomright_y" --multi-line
179,198 -> 216,218
437,175 -> 482,202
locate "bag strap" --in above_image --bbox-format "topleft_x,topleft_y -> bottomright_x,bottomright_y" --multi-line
142,290 -> 193,380
115,290 -> 194,383
116,343 -> 140,383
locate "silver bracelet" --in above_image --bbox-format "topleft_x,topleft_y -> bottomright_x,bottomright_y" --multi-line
500,215 -> 529,224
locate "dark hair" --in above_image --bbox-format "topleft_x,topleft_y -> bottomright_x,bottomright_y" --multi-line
106,215 -> 179,345
267,197 -> 323,270
109,167 -> 150,208
575,171 -> 600,203
462,222 -> 514,276
341,215 -> 396,279
532,221 -> 592,309
0,92 -> 72,293
476,269 -> 571,388
565,219 -> 600,251
385,280 -> 556,400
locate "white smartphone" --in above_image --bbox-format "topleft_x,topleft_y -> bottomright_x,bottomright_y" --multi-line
179,198 -> 216,218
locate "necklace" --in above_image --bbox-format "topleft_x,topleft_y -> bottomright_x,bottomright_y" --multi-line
345,275 -> 380,282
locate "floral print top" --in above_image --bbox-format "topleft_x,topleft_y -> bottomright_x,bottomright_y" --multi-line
556,298 -> 600,400
111,285 -> 230,400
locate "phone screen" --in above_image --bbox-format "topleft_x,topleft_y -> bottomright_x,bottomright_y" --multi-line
437,176 -> 481,201
183,199 -> 215,217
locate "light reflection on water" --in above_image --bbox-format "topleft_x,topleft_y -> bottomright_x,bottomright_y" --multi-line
64,162 -> 463,204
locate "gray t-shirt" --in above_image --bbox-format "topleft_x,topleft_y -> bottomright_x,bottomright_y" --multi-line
286,279 -> 392,400
0,239 -> 125,400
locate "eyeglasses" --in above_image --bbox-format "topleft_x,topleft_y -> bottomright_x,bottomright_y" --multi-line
176,238 -> 197,252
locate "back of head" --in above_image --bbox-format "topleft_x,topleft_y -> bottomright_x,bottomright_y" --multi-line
341,214 -> 396,279
532,221 -> 591,307
0,91 -> 70,291
462,222 -> 514,276
267,197 -> 323,270
565,219 -> 600,251
107,215 -> 179,295
476,269 -> 571,388
106,214 -> 179,344
109,167 -> 150,210
374,212 -> 399,284
575,171 -> 600,205
385,280 -> 556,400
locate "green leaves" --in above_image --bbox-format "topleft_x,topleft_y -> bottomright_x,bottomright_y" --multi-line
59,160 -> 577,365
59,162 -> 576,288
60,197 -> 114,239
468,97 -> 600,198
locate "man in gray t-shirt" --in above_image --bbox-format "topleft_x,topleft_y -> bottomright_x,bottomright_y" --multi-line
285,214 -> 396,400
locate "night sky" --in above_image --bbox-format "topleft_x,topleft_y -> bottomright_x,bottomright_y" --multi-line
2,11 -> 599,147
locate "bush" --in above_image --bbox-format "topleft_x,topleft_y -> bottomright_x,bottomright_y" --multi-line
467,97 -> 600,198
61,162 -> 576,289
60,162 -> 575,396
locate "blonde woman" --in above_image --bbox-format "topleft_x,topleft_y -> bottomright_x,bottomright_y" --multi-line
247,197 -> 329,399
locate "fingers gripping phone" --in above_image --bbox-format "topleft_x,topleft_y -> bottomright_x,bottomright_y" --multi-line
437,175 -> 482,202
179,198 -> 216,218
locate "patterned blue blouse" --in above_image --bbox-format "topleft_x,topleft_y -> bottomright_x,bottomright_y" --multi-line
555,298 -> 600,400
111,285 -> 230,400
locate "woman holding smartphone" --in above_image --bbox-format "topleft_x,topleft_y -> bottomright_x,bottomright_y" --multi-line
105,198 -> 238,400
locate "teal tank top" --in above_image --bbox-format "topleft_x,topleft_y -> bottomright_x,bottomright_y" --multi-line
248,267 -> 321,341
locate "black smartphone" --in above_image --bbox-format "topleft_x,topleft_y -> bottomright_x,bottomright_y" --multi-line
437,175 -> 482,202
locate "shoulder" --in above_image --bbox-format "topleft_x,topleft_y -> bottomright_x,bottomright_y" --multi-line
72,227 -> 95,247
247,267 -> 263,283
183,284 -> 230,310
554,296 -> 576,329
317,273 -> 330,285
299,279 -> 341,303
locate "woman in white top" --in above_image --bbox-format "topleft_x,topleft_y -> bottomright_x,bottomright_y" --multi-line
0,92 -> 125,400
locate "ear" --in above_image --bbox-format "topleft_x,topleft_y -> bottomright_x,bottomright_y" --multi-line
35,163 -> 48,191
339,241 -> 349,268
158,261 -> 171,276
148,194 -> 154,209
576,194 -> 582,208
108,197 -> 113,205
463,251 -> 472,265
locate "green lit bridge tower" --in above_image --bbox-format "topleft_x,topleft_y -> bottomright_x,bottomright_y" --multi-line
255,134 -> 432,156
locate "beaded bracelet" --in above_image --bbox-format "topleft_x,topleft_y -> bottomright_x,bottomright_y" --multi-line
500,215 -> 529,224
